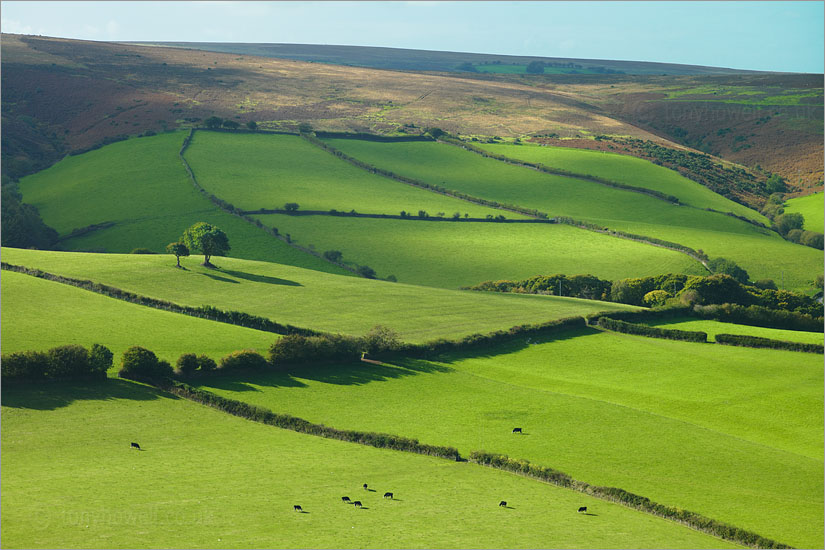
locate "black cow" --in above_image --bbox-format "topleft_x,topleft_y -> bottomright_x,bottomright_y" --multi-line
294,505 -> 303,512
499,501 -> 507,507
362,483 -> 368,490
341,496 -> 351,503
353,501 -> 362,508
512,428 -> 522,434
383,492 -> 393,499
130,442 -> 141,450
578,506 -> 587,513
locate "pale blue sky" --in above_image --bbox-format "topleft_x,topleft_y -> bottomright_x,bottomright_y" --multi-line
1,1 -> 822,72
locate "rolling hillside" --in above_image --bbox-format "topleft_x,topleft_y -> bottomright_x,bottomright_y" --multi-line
784,192 -> 824,233
1,248 -> 637,343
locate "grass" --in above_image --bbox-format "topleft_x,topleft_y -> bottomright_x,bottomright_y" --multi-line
643,316 -> 824,344
252,214 -> 706,288
195,329 -> 823,548
17,131 -> 346,275
1,248 -> 638,343
184,131 -> 515,218
322,138 -> 822,290
1,380 -> 741,549
477,142 -> 767,223
0,270 -> 278,368
784,192 -> 824,233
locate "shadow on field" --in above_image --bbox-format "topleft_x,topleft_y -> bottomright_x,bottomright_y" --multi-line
221,269 -> 302,287
200,272 -> 241,284
203,371 -> 308,392
1,378 -> 173,411
430,327 -> 599,365
293,358 -> 452,386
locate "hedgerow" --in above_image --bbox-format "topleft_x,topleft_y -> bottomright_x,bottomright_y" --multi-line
1,343 -> 112,382
715,333 -> 823,354
596,317 -> 708,343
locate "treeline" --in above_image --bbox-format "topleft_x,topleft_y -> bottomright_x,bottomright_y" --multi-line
0,182 -> 59,250
596,317 -> 708,343
241,207 -> 551,224
469,451 -> 789,548
300,132 -> 550,220
2,344 -> 112,382
715,334 -> 823,354
314,131 -> 433,142
1,263 -> 317,336
441,136 -> 682,205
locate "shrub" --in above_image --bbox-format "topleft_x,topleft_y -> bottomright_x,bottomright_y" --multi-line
119,346 -> 172,382
1,350 -> 48,380
322,250 -> 343,262
643,290 -> 670,307
268,333 -> 362,366
356,265 -> 377,279
753,279 -> 777,290
707,257 -> 750,284
801,231 -> 824,249
362,325 -> 401,354
176,353 -> 199,376
197,355 -> 217,372
284,202 -> 300,212
47,345 -> 91,378
219,349 -> 269,371
88,344 -> 114,375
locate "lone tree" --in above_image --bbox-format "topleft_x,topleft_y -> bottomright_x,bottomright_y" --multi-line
181,222 -> 230,267
204,116 -> 223,129
166,241 -> 190,268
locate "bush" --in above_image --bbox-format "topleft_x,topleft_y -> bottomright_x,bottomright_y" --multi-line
322,250 -> 343,262
800,231 -> 824,249
197,355 -> 217,372
88,344 -> 114,375
218,350 -> 269,371
356,265 -> 377,279
362,325 -> 401,354
176,353 -> 199,376
1,350 -> 48,380
643,290 -> 670,307
284,202 -> 300,212
119,346 -> 173,382
707,257 -> 749,284
753,279 -> 777,290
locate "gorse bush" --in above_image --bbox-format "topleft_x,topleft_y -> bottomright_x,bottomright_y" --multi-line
1,344 -> 112,382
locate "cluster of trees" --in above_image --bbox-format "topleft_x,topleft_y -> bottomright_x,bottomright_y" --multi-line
203,116 -> 258,131
2,344 -> 112,382
0,180 -> 58,249
773,212 -> 823,249
166,222 -> 230,267
470,270 -> 823,318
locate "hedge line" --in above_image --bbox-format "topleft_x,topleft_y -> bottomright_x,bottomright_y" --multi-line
1,344 -> 112,383
715,333 -> 823,354
693,303 -> 823,333
440,137 -> 682,205
1,262 -> 317,336
596,317 -> 708,343
555,216 -> 710,265
159,380 -> 461,460
301,133 -> 550,220
240,208 -> 552,224
469,451 -> 790,549
313,131 -> 433,142
586,306 -> 693,324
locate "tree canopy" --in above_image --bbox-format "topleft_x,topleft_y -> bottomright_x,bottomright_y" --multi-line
181,222 -> 230,267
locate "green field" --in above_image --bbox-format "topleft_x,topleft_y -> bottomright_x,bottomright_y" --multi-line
1,381 -> 738,549
322,138 -> 822,290
784,192 -> 824,233
478,142 -> 767,223
645,316 -> 824,344
195,329 -> 823,548
0,270 -> 278,367
1,248 -> 637,343
252,214 -> 705,288
185,131 -> 514,218
17,132 -> 345,275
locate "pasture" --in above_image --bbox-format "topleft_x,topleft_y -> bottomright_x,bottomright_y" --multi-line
322,138 -> 822,290
0,270 -> 278,367
643,316 -> 824,344
184,131 -> 513,218
196,329 -> 823,547
0,381 -> 738,549
477,142 -> 767,223
252,214 -> 705,288
1,248 -> 638,343
784,192 -> 824,233
16,132 -> 345,275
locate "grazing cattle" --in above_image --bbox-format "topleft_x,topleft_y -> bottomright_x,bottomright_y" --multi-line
293,505 -> 303,512
341,496 -> 351,503
499,501 -> 507,507
362,483 -> 368,490
383,492 -> 393,499
512,428 -> 522,434
578,506 -> 587,513
353,501 -> 362,508
130,442 -> 141,450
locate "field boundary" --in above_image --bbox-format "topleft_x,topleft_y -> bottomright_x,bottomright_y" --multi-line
178,129 -> 359,276
1,262 -> 319,337
242,208 -> 553,223
144,376 -> 791,549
